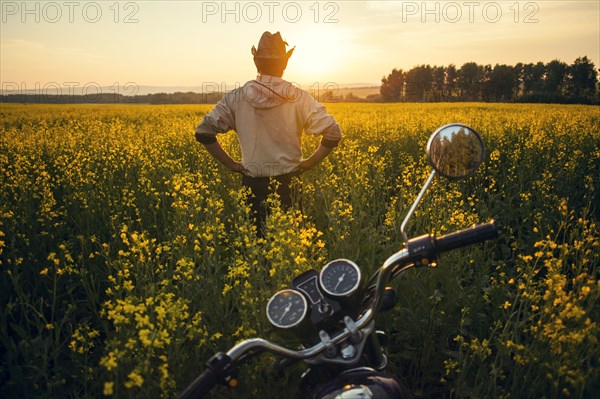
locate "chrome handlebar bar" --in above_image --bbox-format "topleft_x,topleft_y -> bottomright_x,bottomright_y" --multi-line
179,221 -> 498,399
226,219 -> 499,363
226,248 -> 412,363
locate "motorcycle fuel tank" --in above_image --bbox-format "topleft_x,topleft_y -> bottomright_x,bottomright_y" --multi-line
311,367 -> 409,399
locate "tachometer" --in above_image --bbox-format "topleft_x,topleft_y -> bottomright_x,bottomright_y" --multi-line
319,259 -> 361,297
266,289 -> 308,329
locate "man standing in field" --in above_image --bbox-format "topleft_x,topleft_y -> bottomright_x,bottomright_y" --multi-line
194,31 -> 342,232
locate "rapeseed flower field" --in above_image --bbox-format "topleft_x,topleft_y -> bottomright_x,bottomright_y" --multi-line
1,103 -> 598,398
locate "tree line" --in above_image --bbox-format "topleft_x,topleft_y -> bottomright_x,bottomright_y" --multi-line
0,91 -> 225,104
2,56 -> 598,104
379,56 -> 598,104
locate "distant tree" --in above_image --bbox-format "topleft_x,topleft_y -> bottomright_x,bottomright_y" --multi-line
344,92 -> 366,102
432,66 -> 446,101
366,93 -> 383,102
405,65 -> 433,101
522,62 -> 545,95
377,56 -> 597,105
446,64 -> 459,100
544,60 -> 568,95
482,64 -> 493,101
513,62 -> 525,97
486,64 -> 516,101
152,93 -> 170,104
380,68 -> 405,101
458,62 -> 484,101
322,89 -> 338,102
567,56 -> 598,100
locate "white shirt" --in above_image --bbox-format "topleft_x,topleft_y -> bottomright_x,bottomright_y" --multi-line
195,75 -> 342,177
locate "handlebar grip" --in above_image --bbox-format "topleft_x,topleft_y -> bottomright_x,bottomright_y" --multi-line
435,220 -> 498,253
178,369 -> 218,399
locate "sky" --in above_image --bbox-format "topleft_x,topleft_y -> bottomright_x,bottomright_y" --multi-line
1,0 -> 599,94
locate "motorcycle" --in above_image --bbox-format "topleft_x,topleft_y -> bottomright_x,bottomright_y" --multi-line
179,123 -> 498,399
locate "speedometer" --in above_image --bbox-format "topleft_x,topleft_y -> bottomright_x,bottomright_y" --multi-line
266,289 -> 308,329
319,259 -> 361,297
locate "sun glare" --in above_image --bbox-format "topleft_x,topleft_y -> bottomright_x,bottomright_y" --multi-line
285,27 -> 351,83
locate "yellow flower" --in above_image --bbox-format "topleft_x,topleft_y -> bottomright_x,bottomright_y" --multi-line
160,362 -> 169,380
100,351 -> 118,371
139,329 -> 152,346
124,371 -> 144,388
103,381 -> 114,396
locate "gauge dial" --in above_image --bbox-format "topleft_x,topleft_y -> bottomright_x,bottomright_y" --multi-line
266,289 -> 308,329
319,259 -> 361,297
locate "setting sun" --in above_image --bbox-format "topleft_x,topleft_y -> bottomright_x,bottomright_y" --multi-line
284,26 -> 354,84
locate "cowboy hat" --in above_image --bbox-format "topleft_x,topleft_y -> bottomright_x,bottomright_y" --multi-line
251,31 -> 295,59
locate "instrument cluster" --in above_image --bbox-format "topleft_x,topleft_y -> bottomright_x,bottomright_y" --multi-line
266,259 -> 362,329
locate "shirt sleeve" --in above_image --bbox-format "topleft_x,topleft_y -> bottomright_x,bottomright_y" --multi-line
303,102 -> 342,148
195,93 -> 236,143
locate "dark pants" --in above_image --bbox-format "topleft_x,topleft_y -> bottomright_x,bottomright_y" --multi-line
242,171 -> 301,236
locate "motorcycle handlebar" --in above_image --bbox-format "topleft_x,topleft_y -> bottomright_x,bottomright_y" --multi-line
435,220 -> 498,253
178,221 -> 499,398
178,369 -> 218,399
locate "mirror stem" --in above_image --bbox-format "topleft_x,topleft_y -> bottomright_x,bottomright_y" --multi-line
400,169 -> 436,244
